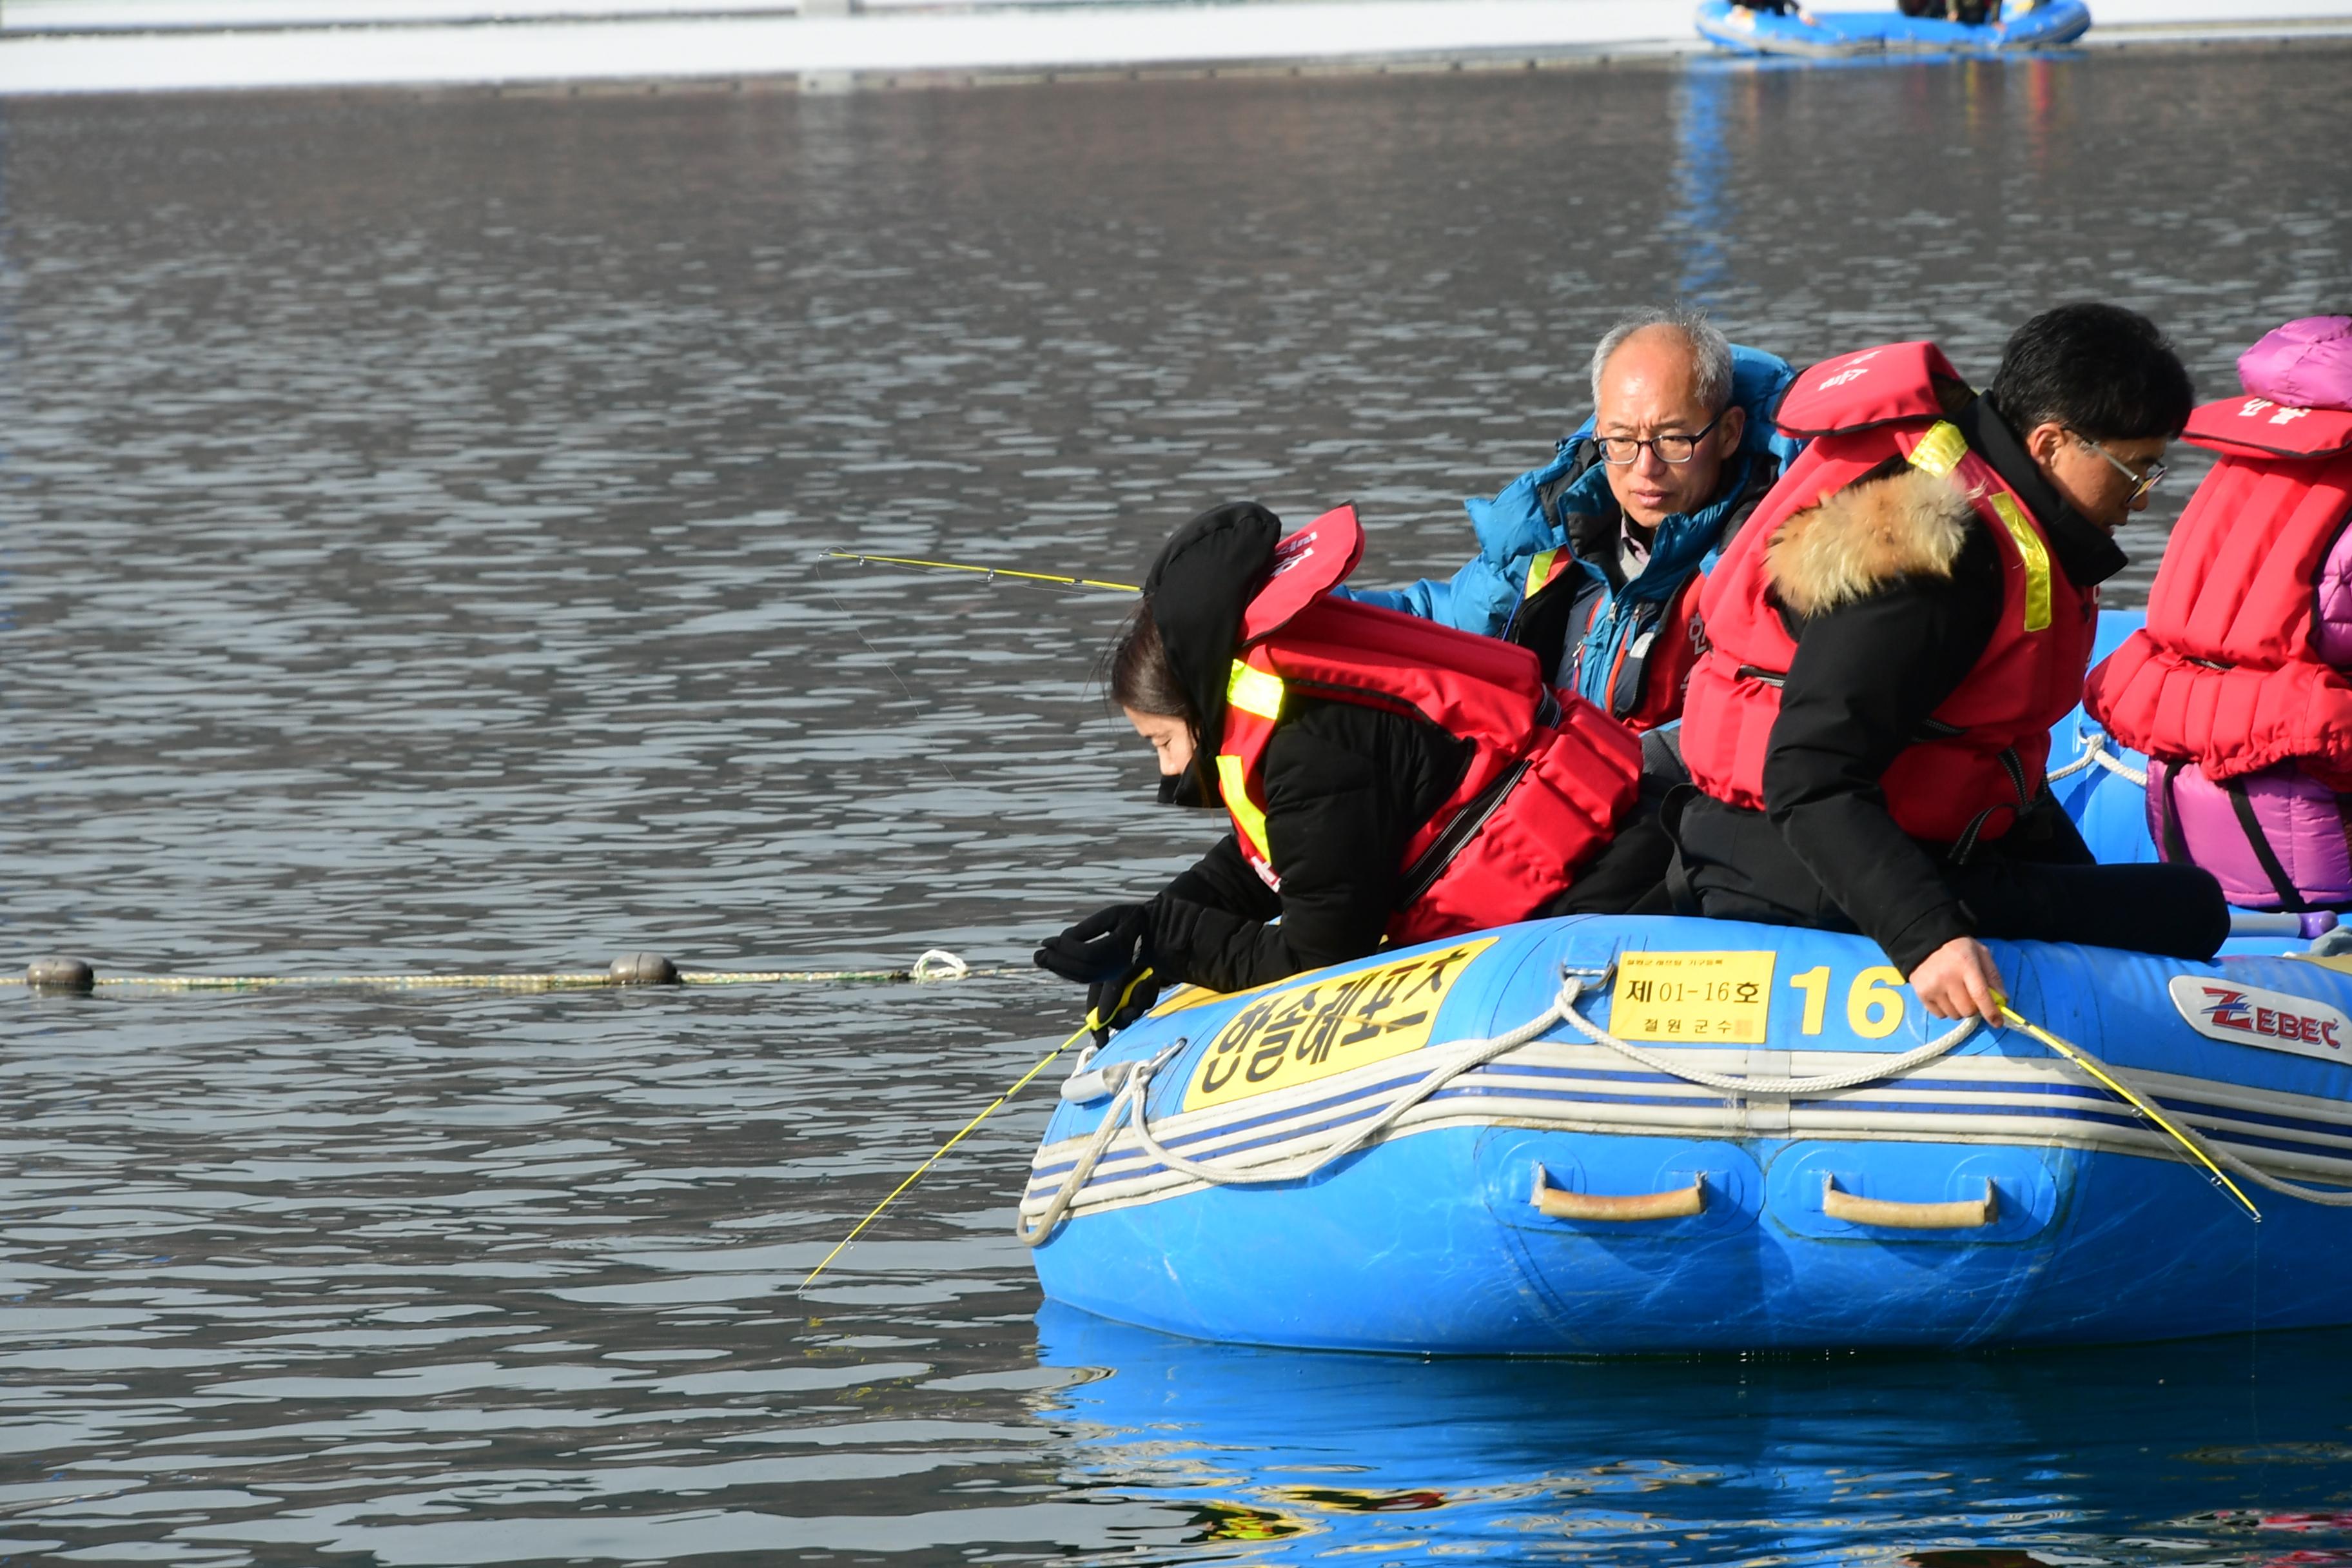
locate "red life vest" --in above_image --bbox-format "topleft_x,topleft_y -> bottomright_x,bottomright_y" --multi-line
1215,505 -> 1642,947
1680,342 -> 2100,848
2084,397 -> 2352,788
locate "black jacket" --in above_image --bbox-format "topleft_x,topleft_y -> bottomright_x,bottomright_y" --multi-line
1141,504 -> 1468,993
1672,396 -> 2129,973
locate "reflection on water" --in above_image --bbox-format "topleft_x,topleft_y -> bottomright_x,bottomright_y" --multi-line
1039,1304 -> 2352,1565
3,44 -> 2351,1565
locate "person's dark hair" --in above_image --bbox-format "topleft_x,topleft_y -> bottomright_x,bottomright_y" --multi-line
1102,602 -> 1193,720
1987,302 -> 2195,442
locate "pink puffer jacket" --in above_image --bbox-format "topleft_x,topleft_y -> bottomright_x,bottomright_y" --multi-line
2240,315 -> 2352,413
2157,317 -> 2352,911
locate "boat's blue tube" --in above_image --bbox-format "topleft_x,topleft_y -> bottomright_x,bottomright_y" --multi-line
1023,907 -> 2352,1353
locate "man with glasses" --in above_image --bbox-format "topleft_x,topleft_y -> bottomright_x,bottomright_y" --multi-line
1670,303 -> 2229,1022
1342,306 -> 1800,734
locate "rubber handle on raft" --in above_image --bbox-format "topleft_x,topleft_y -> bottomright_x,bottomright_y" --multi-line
1821,1175 -> 1997,1230
1529,1163 -> 1705,1221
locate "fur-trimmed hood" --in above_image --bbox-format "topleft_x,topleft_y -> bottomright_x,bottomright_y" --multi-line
1764,463 -> 1975,618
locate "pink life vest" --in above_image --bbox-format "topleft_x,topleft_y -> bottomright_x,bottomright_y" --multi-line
2084,373 -> 2352,910
2084,399 -> 2352,786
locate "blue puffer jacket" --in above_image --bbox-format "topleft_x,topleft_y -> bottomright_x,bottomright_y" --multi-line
1341,344 -> 1803,714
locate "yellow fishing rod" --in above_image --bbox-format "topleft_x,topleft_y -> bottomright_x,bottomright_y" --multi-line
820,549 -> 1140,595
798,968 -> 1157,1292
1999,1000 -> 2261,1222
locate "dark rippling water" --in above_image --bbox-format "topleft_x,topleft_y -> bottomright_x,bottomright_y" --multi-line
5,45 -> 2352,1565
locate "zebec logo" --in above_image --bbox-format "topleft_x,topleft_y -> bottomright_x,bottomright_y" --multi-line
2167,974 -> 2352,1062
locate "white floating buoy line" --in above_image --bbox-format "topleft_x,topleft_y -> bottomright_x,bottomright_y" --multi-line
8,946 -> 1010,995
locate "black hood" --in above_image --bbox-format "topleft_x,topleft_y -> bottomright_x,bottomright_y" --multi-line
1143,502 -> 1281,789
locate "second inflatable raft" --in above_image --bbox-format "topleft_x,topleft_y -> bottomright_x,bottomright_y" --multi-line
1695,1 -> 2092,57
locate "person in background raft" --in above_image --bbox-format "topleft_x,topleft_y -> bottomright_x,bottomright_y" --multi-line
1035,501 -> 1643,1037
1668,304 -> 2230,1026
1898,0 -> 1997,22
2085,317 -> 2352,923
1340,307 -> 1801,735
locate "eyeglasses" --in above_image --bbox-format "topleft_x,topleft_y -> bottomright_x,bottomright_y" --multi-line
1596,409 -> 1727,467
2070,431 -> 2168,502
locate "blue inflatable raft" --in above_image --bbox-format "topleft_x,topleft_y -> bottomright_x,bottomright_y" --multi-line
1696,0 -> 2092,56
1020,611 -> 2352,1354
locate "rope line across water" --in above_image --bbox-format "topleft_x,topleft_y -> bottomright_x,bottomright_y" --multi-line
6,948 -> 1028,994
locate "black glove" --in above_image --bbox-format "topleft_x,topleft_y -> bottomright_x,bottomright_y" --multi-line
1036,904 -> 1161,1044
1035,904 -> 1151,983
1084,965 -> 1163,1046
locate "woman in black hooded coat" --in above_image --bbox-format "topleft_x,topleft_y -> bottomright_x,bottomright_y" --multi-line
1035,502 -> 1660,1036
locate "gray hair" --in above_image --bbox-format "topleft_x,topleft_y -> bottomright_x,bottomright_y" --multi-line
1589,306 -> 1735,413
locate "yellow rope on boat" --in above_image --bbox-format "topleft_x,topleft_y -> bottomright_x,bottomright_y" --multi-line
1999,1002 -> 2261,1222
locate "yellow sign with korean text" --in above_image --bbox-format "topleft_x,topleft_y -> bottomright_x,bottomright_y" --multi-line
1183,937 -> 1498,1112
1609,950 -> 1778,1045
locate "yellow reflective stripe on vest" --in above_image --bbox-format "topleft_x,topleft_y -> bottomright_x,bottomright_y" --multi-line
1215,753 -> 1271,855
1524,546 -> 1562,600
1227,658 -> 1285,720
1906,420 -> 1969,479
1988,492 -> 2053,632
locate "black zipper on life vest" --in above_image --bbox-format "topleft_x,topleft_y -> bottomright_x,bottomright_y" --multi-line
1734,664 -> 1786,687
1395,755 -> 1535,910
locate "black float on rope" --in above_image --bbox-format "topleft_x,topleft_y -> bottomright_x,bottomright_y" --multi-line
609,952 -> 681,985
26,956 -> 96,992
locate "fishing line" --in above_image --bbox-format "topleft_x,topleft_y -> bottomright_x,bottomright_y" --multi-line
819,549 -> 1140,595
798,1018 -> 1088,1294
815,554 -> 970,792
799,968 -> 1155,1291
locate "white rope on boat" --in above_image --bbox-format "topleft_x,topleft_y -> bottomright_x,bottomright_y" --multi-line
1014,1041 -> 1190,1248
2044,724 -> 2149,788
1560,995 -> 2352,1206
1122,983 -> 1582,1188
1018,973 -> 1975,1244
1556,989 -> 1978,1097
2208,1142 -> 2352,1206
1017,982 -> 1585,1244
